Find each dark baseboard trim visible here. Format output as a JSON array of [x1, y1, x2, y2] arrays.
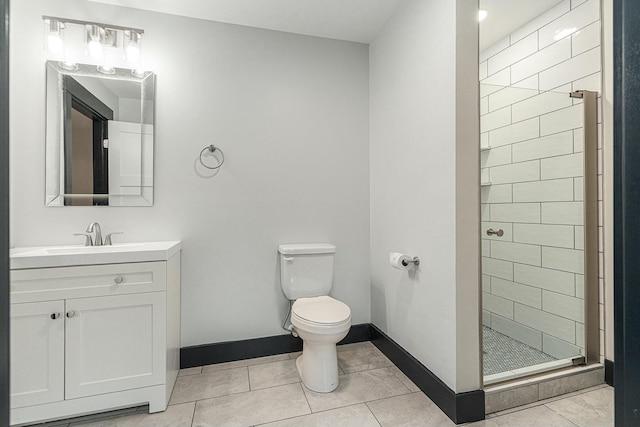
[[180, 323, 372, 369], [370, 324, 484, 424], [604, 359, 614, 387]]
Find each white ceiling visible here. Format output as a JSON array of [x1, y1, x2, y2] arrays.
[[479, 0, 565, 51], [88, 0, 404, 44], [90, 0, 566, 49]]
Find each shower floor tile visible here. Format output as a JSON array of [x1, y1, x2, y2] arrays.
[[483, 326, 557, 376]]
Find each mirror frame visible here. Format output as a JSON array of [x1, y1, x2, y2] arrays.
[[45, 61, 155, 207]]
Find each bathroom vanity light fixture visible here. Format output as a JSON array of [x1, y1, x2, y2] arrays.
[[43, 16, 144, 70]]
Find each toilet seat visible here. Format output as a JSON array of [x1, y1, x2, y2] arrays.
[[292, 296, 351, 335]]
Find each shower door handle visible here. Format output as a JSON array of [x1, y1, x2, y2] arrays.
[[486, 228, 504, 237]]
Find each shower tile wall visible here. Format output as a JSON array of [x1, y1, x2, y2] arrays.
[[480, 0, 603, 362]]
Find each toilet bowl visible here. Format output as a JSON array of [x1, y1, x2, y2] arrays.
[[291, 296, 351, 392]]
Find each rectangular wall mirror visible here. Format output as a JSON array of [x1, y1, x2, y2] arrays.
[[45, 61, 155, 206]]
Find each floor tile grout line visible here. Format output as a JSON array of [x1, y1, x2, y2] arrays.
[[190, 400, 197, 427], [363, 401, 384, 427]]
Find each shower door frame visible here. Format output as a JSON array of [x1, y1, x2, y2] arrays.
[[480, 89, 601, 385]]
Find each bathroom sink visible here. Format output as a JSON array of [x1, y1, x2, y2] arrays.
[[10, 241, 181, 269]]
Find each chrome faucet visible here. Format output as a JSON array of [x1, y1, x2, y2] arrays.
[[86, 222, 103, 246]]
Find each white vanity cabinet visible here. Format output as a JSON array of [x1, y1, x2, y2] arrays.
[[9, 243, 181, 426]]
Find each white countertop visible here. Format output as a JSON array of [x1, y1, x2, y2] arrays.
[[10, 241, 182, 269]]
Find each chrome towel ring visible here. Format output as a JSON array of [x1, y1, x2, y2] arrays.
[[199, 144, 225, 170]]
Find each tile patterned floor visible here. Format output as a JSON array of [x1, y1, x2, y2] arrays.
[[483, 326, 557, 376], [35, 341, 613, 427]]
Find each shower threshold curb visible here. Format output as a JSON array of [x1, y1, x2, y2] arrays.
[[484, 363, 604, 414]]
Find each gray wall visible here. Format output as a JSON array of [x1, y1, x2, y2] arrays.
[[10, 0, 371, 346], [369, 0, 480, 392]]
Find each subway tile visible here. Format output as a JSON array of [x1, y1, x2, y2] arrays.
[[482, 221, 514, 241], [512, 131, 574, 162], [481, 203, 490, 221], [481, 132, 489, 149], [491, 241, 542, 266], [512, 75, 539, 90], [540, 105, 583, 135], [480, 36, 510, 63], [481, 145, 511, 168], [575, 274, 585, 298], [540, 47, 602, 91], [482, 256, 514, 281], [481, 106, 512, 133], [510, 0, 571, 45], [484, 292, 514, 319], [480, 96, 489, 115], [488, 33, 538, 76], [483, 310, 491, 327], [514, 264, 576, 295], [538, 0, 600, 49], [479, 61, 488, 80], [575, 322, 585, 348], [515, 304, 576, 343], [572, 21, 601, 56], [572, 71, 601, 93], [511, 38, 572, 84], [574, 177, 584, 201], [491, 277, 542, 309], [490, 203, 541, 223], [481, 68, 511, 87], [542, 202, 584, 225], [513, 223, 575, 248], [490, 314, 543, 350], [513, 178, 575, 203], [512, 90, 573, 123], [481, 83, 504, 98], [490, 118, 540, 147], [541, 153, 583, 180], [490, 160, 540, 184], [542, 290, 584, 322], [489, 87, 537, 112], [575, 224, 584, 250], [482, 274, 491, 292], [542, 247, 584, 274], [482, 239, 491, 257], [481, 183, 513, 203], [481, 168, 490, 184], [573, 128, 584, 152], [543, 334, 583, 359]]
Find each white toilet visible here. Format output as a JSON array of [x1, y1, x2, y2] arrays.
[[279, 243, 351, 393]]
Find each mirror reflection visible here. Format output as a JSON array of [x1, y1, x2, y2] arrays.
[[45, 61, 155, 206]]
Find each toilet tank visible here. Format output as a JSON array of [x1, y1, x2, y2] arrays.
[[279, 243, 336, 300]]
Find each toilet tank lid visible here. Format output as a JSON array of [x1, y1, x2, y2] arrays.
[[278, 243, 336, 255]]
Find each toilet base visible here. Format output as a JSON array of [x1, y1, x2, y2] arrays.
[[296, 340, 340, 393]]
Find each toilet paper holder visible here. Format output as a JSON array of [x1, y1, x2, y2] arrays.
[[402, 257, 420, 267]]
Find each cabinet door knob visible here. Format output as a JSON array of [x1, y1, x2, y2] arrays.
[[114, 276, 124, 284], [50, 313, 61, 320], [66, 311, 76, 318]]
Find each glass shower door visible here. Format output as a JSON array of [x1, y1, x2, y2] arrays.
[[479, 84, 598, 384]]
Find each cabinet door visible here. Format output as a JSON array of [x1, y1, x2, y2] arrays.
[[64, 292, 166, 399], [10, 301, 65, 408]]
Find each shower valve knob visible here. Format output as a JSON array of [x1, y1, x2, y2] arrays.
[[486, 228, 504, 237]]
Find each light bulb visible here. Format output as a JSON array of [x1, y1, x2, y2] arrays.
[[479, 9, 489, 22], [88, 39, 103, 59], [47, 33, 64, 55], [126, 44, 140, 62]]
